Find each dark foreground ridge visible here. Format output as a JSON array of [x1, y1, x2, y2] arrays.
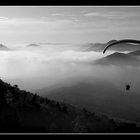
[[0, 78, 140, 133]]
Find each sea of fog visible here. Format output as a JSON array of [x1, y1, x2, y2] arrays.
[[0, 43, 139, 94], [1, 43, 140, 122]]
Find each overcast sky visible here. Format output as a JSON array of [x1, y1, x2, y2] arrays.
[[0, 6, 140, 44]]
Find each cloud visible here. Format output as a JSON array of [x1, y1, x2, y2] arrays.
[[0, 17, 77, 36], [51, 13, 65, 16], [1, 43, 140, 91], [0, 17, 75, 26], [0, 45, 102, 77], [0, 12, 139, 44], [84, 11, 139, 19]]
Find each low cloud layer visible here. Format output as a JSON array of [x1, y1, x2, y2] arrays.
[[0, 43, 139, 93], [1, 44, 103, 89]]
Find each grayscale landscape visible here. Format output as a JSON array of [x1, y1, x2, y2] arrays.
[[0, 6, 140, 133]]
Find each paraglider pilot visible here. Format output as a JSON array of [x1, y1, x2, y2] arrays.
[[126, 84, 130, 91]]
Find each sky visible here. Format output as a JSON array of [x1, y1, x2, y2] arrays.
[[0, 6, 140, 45]]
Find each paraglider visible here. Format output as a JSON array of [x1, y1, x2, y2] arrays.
[[103, 39, 140, 54], [126, 84, 130, 91], [125, 81, 131, 91], [103, 39, 140, 92]]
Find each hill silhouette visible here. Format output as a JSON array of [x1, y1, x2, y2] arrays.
[[0, 78, 140, 133], [94, 52, 140, 66], [0, 43, 9, 50], [27, 44, 40, 47]]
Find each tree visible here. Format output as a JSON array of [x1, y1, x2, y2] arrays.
[[31, 94, 40, 107], [0, 86, 7, 109]]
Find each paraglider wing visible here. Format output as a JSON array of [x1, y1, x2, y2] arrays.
[[103, 39, 140, 54]]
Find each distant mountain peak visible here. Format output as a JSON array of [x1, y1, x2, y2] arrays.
[[94, 51, 140, 66], [27, 43, 40, 47], [0, 43, 9, 50], [106, 52, 131, 59]]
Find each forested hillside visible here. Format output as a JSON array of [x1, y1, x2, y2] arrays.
[[0, 78, 139, 133]]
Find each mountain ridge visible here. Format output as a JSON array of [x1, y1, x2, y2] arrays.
[[94, 52, 140, 66], [0, 78, 140, 132]]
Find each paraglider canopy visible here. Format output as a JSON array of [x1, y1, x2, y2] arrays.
[[103, 39, 140, 54]]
